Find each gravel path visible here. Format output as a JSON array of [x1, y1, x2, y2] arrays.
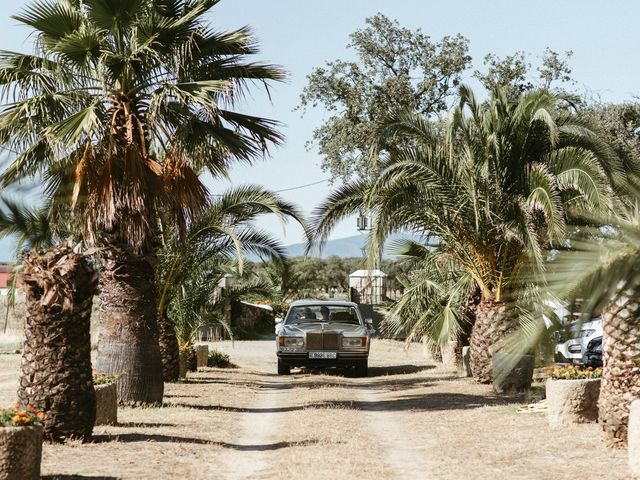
[[0, 339, 630, 479]]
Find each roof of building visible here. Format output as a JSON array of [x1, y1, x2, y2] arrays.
[[349, 269, 387, 277]]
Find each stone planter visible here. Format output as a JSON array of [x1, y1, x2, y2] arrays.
[[94, 383, 118, 426], [492, 353, 534, 393], [0, 425, 43, 480], [179, 352, 188, 379], [441, 339, 458, 370], [629, 399, 640, 478], [461, 346, 472, 377], [546, 377, 600, 426], [196, 345, 209, 369]]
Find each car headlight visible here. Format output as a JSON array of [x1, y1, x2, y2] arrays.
[[279, 337, 304, 348], [579, 329, 595, 338], [342, 337, 367, 348]]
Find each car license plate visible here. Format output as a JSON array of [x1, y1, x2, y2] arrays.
[[309, 351, 337, 359]]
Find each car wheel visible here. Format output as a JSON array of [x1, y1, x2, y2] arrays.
[[354, 360, 368, 378], [277, 359, 291, 375]]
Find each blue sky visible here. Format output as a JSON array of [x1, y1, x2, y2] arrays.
[[1, 0, 639, 259]]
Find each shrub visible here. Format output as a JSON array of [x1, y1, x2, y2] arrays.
[[207, 350, 236, 368], [547, 365, 603, 380], [92, 372, 119, 385], [0, 404, 45, 427]]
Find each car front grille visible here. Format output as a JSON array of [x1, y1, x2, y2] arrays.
[[306, 333, 340, 350]]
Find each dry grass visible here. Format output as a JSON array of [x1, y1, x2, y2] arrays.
[[0, 339, 630, 479]]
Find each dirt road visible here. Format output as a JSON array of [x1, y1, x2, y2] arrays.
[[0, 340, 629, 479]]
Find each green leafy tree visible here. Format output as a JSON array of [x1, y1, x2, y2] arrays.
[[474, 48, 574, 97], [298, 13, 471, 182], [156, 185, 306, 380], [312, 86, 618, 382], [0, 0, 285, 404]]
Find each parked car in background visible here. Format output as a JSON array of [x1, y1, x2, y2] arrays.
[[582, 336, 603, 368], [554, 317, 603, 364], [275, 300, 373, 377]]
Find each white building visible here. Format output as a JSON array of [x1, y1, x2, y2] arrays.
[[349, 269, 387, 305]]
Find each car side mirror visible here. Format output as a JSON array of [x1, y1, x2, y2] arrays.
[[275, 317, 283, 324], [365, 318, 373, 325]]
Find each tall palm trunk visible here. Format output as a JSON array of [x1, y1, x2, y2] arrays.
[[600, 284, 640, 447], [469, 295, 515, 383], [158, 312, 180, 382], [18, 243, 98, 442], [95, 244, 164, 405]]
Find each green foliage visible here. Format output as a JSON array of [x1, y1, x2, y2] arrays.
[[157, 185, 306, 347], [0, 404, 44, 426], [0, 0, 285, 251], [207, 350, 236, 369], [548, 365, 602, 380], [250, 255, 410, 302], [473, 48, 574, 96], [298, 13, 471, 182], [92, 373, 119, 385], [311, 86, 619, 345]]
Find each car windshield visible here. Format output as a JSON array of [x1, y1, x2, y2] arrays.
[[286, 305, 361, 325]]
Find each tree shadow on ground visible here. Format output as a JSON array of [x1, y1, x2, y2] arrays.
[[165, 402, 299, 414], [306, 392, 522, 412], [91, 433, 321, 451], [112, 422, 176, 428], [43, 476, 119, 480]]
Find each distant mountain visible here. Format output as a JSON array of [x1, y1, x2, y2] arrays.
[[0, 233, 427, 263], [284, 233, 423, 259]]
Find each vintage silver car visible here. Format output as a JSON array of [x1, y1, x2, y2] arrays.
[[275, 300, 373, 377]]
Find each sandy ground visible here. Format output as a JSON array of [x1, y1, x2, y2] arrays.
[[0, 339, 631, 480]]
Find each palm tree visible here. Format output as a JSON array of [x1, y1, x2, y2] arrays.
[[0, 199, 97, 442], [539, 196, 640, 447], [156, 185, 306, 380], [312, 86, 618, 382], [0, 0, 285, 404]]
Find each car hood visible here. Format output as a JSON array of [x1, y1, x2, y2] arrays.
[[280, 322, 367, 336]]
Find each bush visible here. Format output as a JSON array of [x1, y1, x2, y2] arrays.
[[547, 365, 602, 380], [207, 350, 236, 368], [92, 372, 119, 385], [0, 404, 45, 427]]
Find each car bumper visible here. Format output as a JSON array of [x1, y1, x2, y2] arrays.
[[277, 351, 368, 367]]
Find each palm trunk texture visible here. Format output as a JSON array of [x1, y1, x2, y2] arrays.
[[158, 313, 180, 382], [95, 246, 164, 405], [600, 284, 640, 447], [18, 243, 98, 442], [469, 296, 516, 383]]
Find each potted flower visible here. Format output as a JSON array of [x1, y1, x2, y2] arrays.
[[546, 365, 602, 426], [93, 373, 118, 426], [0, 404, 45, 479]]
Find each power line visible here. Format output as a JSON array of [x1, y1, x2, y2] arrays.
[[272, 178, 330, 193], [209, 178, 331, 197]]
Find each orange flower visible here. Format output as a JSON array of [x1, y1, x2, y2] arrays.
[[12, 415, 21, 424], [36, 412, 45, 421]]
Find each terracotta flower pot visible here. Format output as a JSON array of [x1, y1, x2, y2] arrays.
[[196, 345, 209, 369], [0, 425, 43, 480], [94, 383, 118, 426], [546, 377, 600, 426]]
